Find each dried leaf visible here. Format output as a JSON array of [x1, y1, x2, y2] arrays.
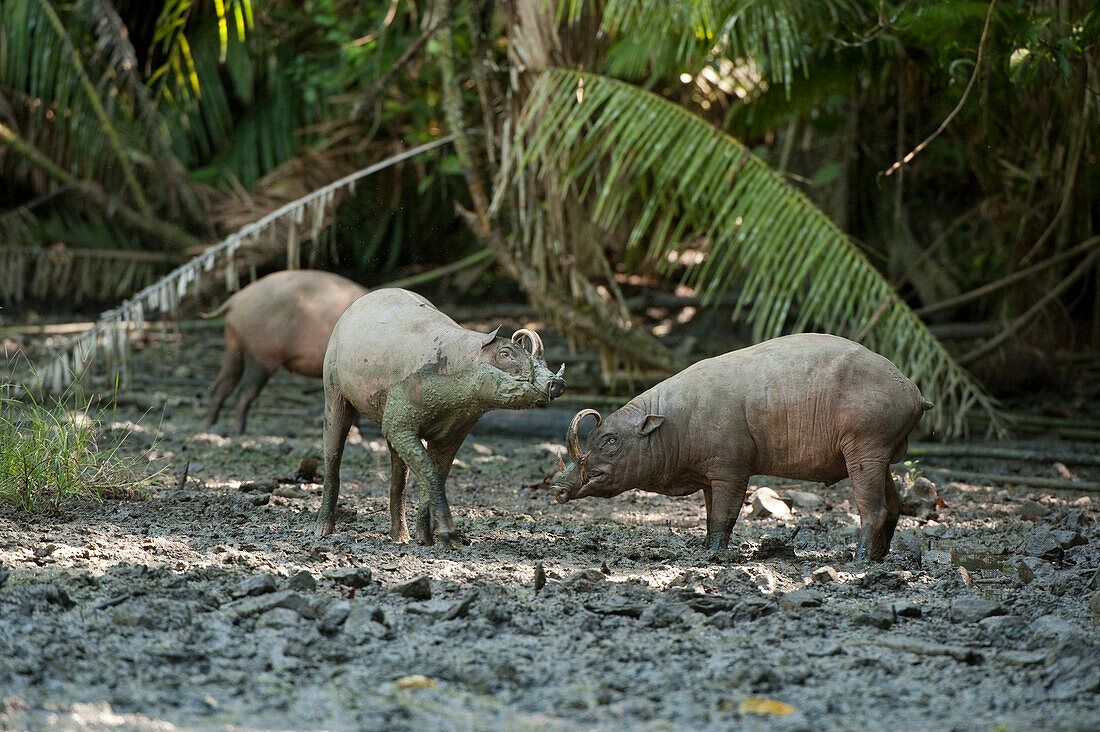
[[738, 698, 795, 716], [395, 675, 436, 689]]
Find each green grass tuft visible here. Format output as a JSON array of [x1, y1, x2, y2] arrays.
[[0, 386, 159, 513]]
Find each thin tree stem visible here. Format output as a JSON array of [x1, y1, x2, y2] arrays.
[[883, 0, 997, 177]]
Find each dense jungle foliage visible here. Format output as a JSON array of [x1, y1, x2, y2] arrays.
[[1, 0, 1098, 434]]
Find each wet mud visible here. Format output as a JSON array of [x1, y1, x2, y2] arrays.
[[1, 324, 1098, 731]]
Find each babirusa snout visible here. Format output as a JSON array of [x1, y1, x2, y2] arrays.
[[548, 363, 566, 399]]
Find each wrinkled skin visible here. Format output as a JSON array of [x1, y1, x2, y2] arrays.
[[203, 270, 368, 434], [317, 288, 566, 547], [553, 334, 933, 563]]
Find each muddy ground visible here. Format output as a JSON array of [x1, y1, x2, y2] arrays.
[[1, 317, 1099, 731]]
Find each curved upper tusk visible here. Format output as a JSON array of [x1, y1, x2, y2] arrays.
[[567, 408, 602, 461], [511, 328, 544, 359]]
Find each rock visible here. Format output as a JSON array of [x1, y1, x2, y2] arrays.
[[811, 566, 839, 584], [440, 591, 478, 621], [893, 600, 922, 618], [1089, 592, 1100, 619], [393, 575, 431, 600], [0, 567, 9, 588], [778, 589, 824, 612], [853, 603, 895, 629], [750, 487, 792, 519], [231, 574, 277, 598], [318, 600, 351, 634], [1028, 614, 1085, 641], [296, 457, 319, 482], [345, 604, 389, 639], [784, 490, 824, 509], [257, 607, 300, 629], [704, 611, 735, 629], [754, 570, 776, 593], [1015, 556, 1055, 584], [172, 365, 191, 379], [899, 476, 939, 518], [735, 596, 778, 620], [273, 485, 308, 499], [248, 493, 271, 507], [238, 480, 278, 493], [948, 596, 1005, 624], [323, 567, 372, 589], [857, 567, 910, 591], [1016, 500, 1051, 519], [287, 571, 317, 591], [1050, 530, 1087, 550], [226, 590, 315, 619], [640, 601, 694, 628], [584, 597, 647, 618], [1023, 527, 1064, 562], [563, 569, 606, 589]]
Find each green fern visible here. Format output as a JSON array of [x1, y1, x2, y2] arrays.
[[522, 69, 1000, 437]]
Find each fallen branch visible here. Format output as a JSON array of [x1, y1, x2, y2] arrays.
[[923, 466, 1100, 493], [916, 235, 1100, 318], [908, 443, 1100, 467], [960, 248, 1100, 365]]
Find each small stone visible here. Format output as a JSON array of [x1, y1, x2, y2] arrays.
[[640, 601, 693, 628], [778, 589, 824, 612], [227, 590, 315, 619], [323, 567, 372, 589], [231, 574, 276, 599], [238, 480, 278, 493], [534, 563, 546, 595], [899, 476, 939, 518], [1028, 614, 1085, 640], [563, 569, 606, 589], [273, 485, 308, 499], [948, 596, 1005, 624], [287, 571, 317, 591], [248, 493, 271, 507], [811, 566, 839, 584], [257, 607, 300, 629], [734, 596, 778, 620], [784, 490, 824, 509], [0, 567, 10, 588], [754, 571, 776, 593], [393, 575, 431, 600], [1089, 592, 1100, 619], [172, 365, 191, 379], [750, 487, 792, 519], [1023, 527, 1064, 561], [1050, 530, 1087, 550], [440, 591, 478, 621], [33, 544, 57, 559], [893, 600, 922, 618], [296, 457, 319, 482], [1017, 500, 1051, 520], [853, 603, 895, 629], [318, 600, 351, 634], [1016, 556, 1054, 584], [345, 604, 389, 639]]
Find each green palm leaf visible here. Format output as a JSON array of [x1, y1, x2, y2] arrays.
[[522, 68, 999, 437]]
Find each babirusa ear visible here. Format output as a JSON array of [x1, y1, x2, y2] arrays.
[[481, 325, 502, 348], [637, 414, 666, 436]]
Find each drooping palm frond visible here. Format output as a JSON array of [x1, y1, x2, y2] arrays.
[[522, 69, 1000, 437], [593, 0, 868, 89]]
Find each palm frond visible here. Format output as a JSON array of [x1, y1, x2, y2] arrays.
[[522, 69, 1000, 437], [594, 0, 868, 89]]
